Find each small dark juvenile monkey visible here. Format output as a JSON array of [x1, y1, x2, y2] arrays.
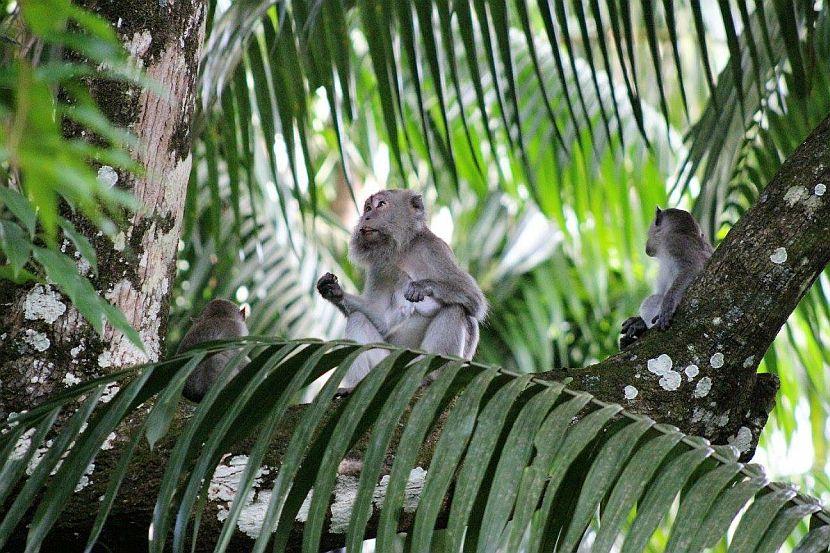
[[317, 189, 486, 388], [620, 207, 713, 349], [177, 298, 250, 402]]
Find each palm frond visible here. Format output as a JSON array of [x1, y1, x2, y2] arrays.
[[1, 339, 829, 551]]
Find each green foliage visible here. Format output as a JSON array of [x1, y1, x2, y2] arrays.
[[0, 0, 143, 348], [0, 0, 829, 550], [1, 340, 829, 551], [166, 1, 830, 548]]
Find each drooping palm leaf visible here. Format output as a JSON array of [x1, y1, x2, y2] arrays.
[[1, 338, 829, 551]]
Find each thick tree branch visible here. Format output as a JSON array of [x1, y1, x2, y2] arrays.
[[557, 112, 830, 455]]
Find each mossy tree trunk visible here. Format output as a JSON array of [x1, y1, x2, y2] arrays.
[[0, 1, 206, 420]]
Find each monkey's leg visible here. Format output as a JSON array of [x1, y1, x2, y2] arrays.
[[420, 305, 469, 358], [638, 294, 663, 329], [462, 315, 479, 360], [341, 312, 389, 389]]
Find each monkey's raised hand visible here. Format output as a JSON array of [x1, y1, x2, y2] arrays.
[[317, 272, 344, 302], [404, 280, 433, 303]]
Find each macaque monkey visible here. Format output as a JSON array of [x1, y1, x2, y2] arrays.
[[317, 189, 486, 389], [620, 207, 713, 349], [177, 299, 250, 401]]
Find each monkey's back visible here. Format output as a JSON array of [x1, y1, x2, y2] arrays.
[[178, 316, 249, 402]]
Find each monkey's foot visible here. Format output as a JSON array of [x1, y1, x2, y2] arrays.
[[619, 316, 648, 349]]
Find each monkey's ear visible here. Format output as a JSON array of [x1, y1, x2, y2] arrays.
[[240, 304, 250, 319], [654, 206, 663, 225], [410, 194, 424, 211]]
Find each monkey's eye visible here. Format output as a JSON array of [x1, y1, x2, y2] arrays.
[[377, 200, 386, 208], [364, 204, 372, 212]]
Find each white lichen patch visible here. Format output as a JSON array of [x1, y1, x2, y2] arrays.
[[99, 383, 120, 404], [97, 166, 119, 188], [98, 351, 113, 369], [26, 442, 52, 476], [208, 454, 276, 536], [23, 329, 50, 352], [63, 373, 81, 387], [30, 374, 47, 384], [784, 186, 809, 206], [124, 30, 152, 59], [209, 455, 252, 502], [295, 490, 313, 522], [11, 428, 36, 461], [659, 370, 682, 391], [728, 426, 753, 453], [330, 475, 371, 534], [76, 256, 91, 276], [710, 352, 725, 369], [684, 365, 699, 380], [712, 317, 722, 326], [74, 462, 95, 492], [694, 377, 713, 398], [716, 414, 730, 427], [623, 385, 638, 400], [815, 183, 826, 196], [647, 354, 673, 376], [743, 356, 756, 369], [70, 345, 83, 359], [234, 489, 272, 538], [101, 432, 117, 450], [691, 407, 705, 423], [770, 247, 788, 265], [23, 285, 66, 323], [113, 231, 126, 252], [372, 467, 428, 514]]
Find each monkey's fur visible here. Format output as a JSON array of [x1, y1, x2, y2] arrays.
[[620, 207, 713, 349], [317, 189, 486, 388], [177, 299, 250, 401]]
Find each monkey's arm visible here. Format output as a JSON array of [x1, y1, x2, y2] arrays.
[[653, 267, 699, 330], [317, 273, 391, 335], [405, 276, 487, 321], [401, 237, 487, 320]]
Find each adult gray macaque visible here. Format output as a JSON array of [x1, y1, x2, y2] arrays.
[[620, 207, 713, 348], [177, 298, 249, 401], [317, 189, 486, 388]]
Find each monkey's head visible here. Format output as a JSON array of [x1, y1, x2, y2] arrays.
[[350, 189, 427, 265], [645, 207, 706, 257], [198, 298, 246, 321]]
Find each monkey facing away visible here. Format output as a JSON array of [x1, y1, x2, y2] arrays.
[[317, 189, 486, 389], [177, 298, 250, 402], [620, 207, 713, 349]]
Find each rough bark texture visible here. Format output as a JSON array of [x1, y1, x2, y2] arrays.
[[13, 116, 830, 552], [0, 0, 206, 420]]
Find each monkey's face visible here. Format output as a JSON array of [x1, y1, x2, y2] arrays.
[[352, 190, 426, 247]]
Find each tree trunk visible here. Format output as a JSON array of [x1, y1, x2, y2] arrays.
[[0, 0, 206, 421], [14, 114, 830, 551]]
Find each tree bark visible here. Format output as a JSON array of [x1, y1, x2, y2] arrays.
[[0, 0, 206, 419], [16, 115, 830, 551]]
